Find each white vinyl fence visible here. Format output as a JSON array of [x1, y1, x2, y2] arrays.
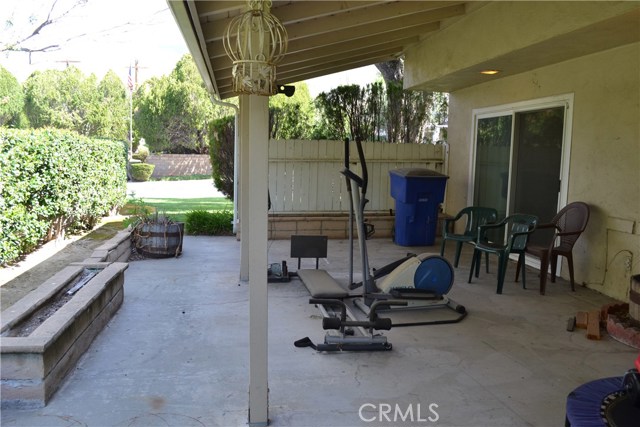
[[268, 140, 447, 213]]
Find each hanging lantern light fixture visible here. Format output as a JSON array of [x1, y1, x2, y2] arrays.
[[223, 0, 288, 96]]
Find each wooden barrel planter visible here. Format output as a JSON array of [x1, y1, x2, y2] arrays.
[[134, 222, 185, 258]]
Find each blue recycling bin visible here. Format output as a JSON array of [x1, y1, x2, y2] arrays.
[[390, 168, 448, 246]]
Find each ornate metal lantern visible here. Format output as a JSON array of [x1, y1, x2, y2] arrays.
[[223, 0, 288, 96]]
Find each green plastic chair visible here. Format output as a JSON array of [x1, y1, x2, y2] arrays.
[[468, 214, 538, 294], [440, 206, 498, 268]]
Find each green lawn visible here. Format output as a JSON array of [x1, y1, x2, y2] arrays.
[[137, 197, 232, 223]]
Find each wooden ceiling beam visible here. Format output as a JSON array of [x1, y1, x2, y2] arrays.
[[276, 56, 396, 84], [209, 21, 438, 78], [278, 48, 400, 78], [206, 4, 452, 59], [196, 1, 245, 21], [262, 23, 434, 67], [208, 22, 437, 77], [202, 1, 464, 43], [215, 44, 401, 84], [216, 54, 397, 99], [201, 1, 389, 41], [283, 1, 458, 41], [215, 50, 397, 92], [191, 1, 470, 99]]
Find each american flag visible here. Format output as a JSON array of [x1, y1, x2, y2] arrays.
[[128, 65, 134, 92]]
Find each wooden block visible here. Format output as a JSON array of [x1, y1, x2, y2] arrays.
[[575, 311, 588, 329], [586, 310, 601, 340]]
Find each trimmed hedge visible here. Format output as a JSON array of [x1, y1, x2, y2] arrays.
[[185, 210, 233, 235], [130, 163, 155, 181], [132, 145, 149, 162], [0, 128, 127, 265]]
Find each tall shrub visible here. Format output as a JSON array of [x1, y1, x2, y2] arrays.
[[0, 128, 127, 265], [268, 82, 316, 140], [0, 66, 24, 127], [209, 115, 235, 200], [315, 83, 386, 142], [21, 66, 129, 139], [134, 54, 233, 154]]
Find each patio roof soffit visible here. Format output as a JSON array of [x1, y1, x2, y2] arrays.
[[168, 0, 470, 100], [404, 1, 640, 93]]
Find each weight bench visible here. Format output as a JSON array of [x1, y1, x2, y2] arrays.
[[291, 235, 348, 299], [290, 235, 398, 351], [296, 269, 348, 298]]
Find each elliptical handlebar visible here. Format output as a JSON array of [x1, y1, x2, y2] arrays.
[[354, 138, 368, 195], [340, 138, 368, 195], [343, 137, 350, 170]]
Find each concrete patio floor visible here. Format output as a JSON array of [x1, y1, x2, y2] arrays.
[[2, 235, 636, 427]]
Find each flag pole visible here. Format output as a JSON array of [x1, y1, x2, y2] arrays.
[[128, 64, 133, 144], [129, 90, 133, 144]]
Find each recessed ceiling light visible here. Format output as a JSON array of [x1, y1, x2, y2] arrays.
[[480, 70, 500, 75]]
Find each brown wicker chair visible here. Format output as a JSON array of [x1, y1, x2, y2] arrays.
[[516, 202, 590, 295]]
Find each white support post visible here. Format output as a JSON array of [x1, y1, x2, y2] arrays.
[[246, 94, 269, 426], [239, 95, 250, 281]]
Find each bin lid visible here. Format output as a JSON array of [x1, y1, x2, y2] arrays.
[[389, 168, 448, 178]]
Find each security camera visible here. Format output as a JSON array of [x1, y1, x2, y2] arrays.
[[276, 85, 295, 97]]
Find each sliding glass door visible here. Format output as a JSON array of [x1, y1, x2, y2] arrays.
[[471, 95, 572, 258], [474, 114, 513, 220], [511, 107, 564, 245]]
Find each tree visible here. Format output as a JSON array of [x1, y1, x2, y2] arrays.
[[207, 83, 317, 201], [315, 83, 386, 142], [385, 80, 432, 144], [21, 66, 128, 139], [268, 82, 316, 139], [375, 59, 403, 83], [92, 70, 128, 140], [0, 66, 24, 127], [23, 66, 91, 134], [377, 58, 449, 143], [133, 76, 169, 150], [134, 54, 233, 153], [1, 0, 88, 60], [24, 66, 87, 131], [209, 116, 235, 199]]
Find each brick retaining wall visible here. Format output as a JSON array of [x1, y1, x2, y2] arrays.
[[267, 212, 449, 242], [146, 154, 211, 178]]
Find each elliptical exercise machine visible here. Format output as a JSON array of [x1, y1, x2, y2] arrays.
[[342, 138, 467, 327]]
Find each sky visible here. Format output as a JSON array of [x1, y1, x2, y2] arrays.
[[0, 0, 380, 97]]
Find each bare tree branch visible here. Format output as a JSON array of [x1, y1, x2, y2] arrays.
[[1, 0, 87, 54]]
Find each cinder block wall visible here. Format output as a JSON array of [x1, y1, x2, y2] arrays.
[[267, 212, 448, 241], [147, 154, 212, 178]]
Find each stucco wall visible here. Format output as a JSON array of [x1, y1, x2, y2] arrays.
[[446, 42, 640, 300], [404, 1, 639, 92]]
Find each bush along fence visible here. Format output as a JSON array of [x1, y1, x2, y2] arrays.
[[0, 128, 127, 265]]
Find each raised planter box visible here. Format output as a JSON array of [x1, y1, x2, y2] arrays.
[[1, 261, 128, 408], [84, 229, 132, 263]]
